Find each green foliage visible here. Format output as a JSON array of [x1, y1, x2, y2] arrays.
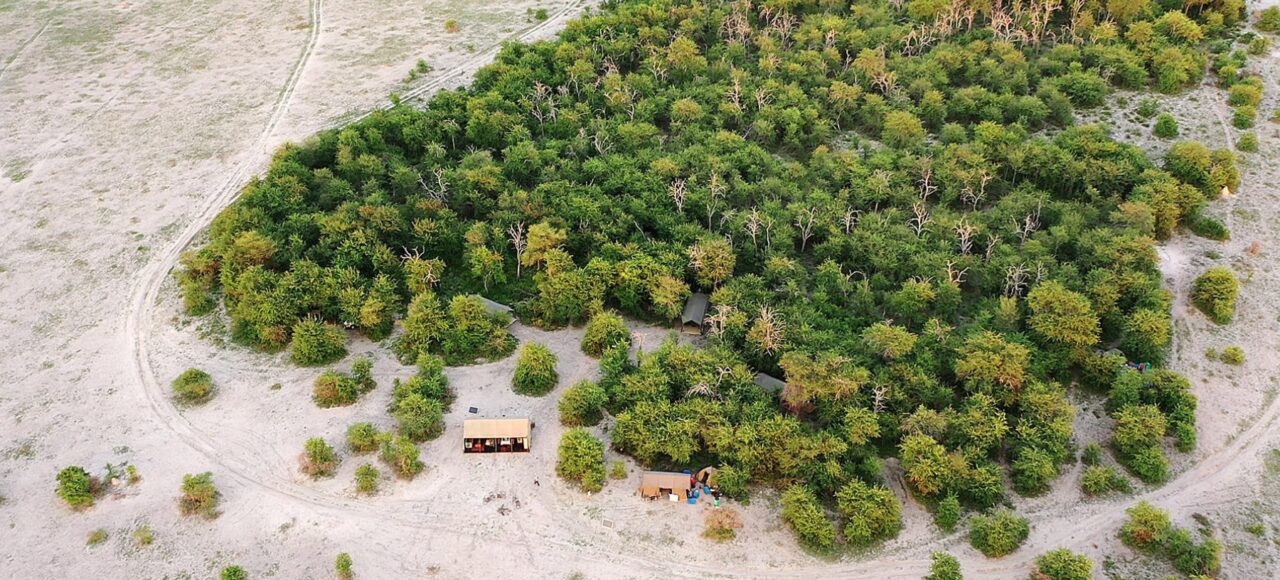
[[581, 310, 630, 357], [1119, 501, 1221, 575], [132, 525, 154, 546], [355, 464, 379, 494], [513, 342, 558, 396], [393, 393, 444, 442], [780, 485, 835, 553], [609, 460, 627, 480], [1191, 267, 1238, 324], [835, 479, 901, 546], [351, 357, 376, 392], [1034, 549, 1093, 580], [336, 553, 354, 580], [968, 509, 1030, 557], [379, 434, 424, 479], [1027, 282, 1100, 349], [56, 466, 98, 509], [302, 437, 339, 478], [220, 566, 247, 580], [346, 422, 381, 454], [1220, 346, 1244, 365], [1135, 98, 1159, 119], [1081, 443, 1103, 466], [1119, 501, 1171, 550], [313, 370, 359, 407], [556, 428, 605, 492], [1081, 465, 1132, 496], [1237, 132, 1258, 152], [559, 379, 607, 426], [1153, 113, 1179, 138], [712, 464, 750, 501], [1260, 7, 1280, 31], [171, 368, 214, 404], [1188, 214, 1229, 241], [291, 319, 347, 366], [935, 494, 962, 532], [87, 528, 109, 546], [178, 472, 220, 518], [925, 552, 963, 580]]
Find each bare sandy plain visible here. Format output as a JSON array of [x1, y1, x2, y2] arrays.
[[4, 0, 1280, 578]]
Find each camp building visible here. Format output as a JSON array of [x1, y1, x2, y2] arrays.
[[463, 418, 530, 453], [639, 470, 693, 500], [681, 293, 709, 334]]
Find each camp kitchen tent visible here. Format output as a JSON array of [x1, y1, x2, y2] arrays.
[[463, 418, 530, 453], [639, 471, 693, 500]]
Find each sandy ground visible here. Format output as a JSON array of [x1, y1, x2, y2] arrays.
[[3, 0, 1280, 578]]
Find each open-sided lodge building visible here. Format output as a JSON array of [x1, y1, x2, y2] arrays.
[[639, 470, 693, 501], [463, 418, 530, 453]]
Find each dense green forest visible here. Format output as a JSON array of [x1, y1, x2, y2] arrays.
[[180, 0, 1249, 548]]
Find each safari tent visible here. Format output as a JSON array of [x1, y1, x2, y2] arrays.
[[463, 418, 530, 453], [754, 372, 786, 394], [639, 471, 693, 500], [681, 293, 709, 334], [475, 296, 514, 319]]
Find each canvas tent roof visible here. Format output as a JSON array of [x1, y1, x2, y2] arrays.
[[640, 471, 692, 490], [681, 293, 709, 325], [463, 418, 530, 439], [754, 372, 786, 393], [474, 296, 513, 316]]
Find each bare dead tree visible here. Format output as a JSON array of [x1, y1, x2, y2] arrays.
[[918, 159, 938, 202], [909, 201, 932, 238], [842, 207, 861, 235], [985, 234, 1000, 263], [1015, 201, 1043, 245], [744, 206, 763, 250], [872, 385, 889, 414], [954, 218, 976, 254], [794, 206, 817, 252], [506, 222, 527, 278], [753, 305, 785, 355], [705, 304, 737, 338], [707, 175, 726, 231], [1004, 264, 1029, 297], [418, 168, 449, 202], [945, 260, 969, 285], [669, 178, 688, 213]]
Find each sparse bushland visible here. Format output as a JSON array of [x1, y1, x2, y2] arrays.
[[1120, 501, 1221, 576], [313, 370, 360, 407], [1153, 113, 1178, 138], [608, 460, 627, 480], [379, 435, 423, 479], [1191, 267, 1238, 324], [513, 342, 558, 396], [934, 494, 962, 532], [178, 0, 1242, 549], [301, 437, 339, 478], [346, 422, 382, 454], [836, 479, 901, 547], [1220, 346, 1245, 365], [132, 524, 154, 546], [556, 428, 604, 492], [968, 509, 1030, 557], [1081, 465, 1132, 496], [178, 472, 220, 519], [86, 528, 108, 546], [171, 368, 214, 404]]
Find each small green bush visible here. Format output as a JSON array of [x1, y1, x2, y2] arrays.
[[780, 485, 836, 553], [346, 422, 381, 454], [559, 379, 607, 426], [56, 466, 99, 509], [925, 552, 962, 580], [220, 566, 247, 580], [935, 493, 962, 532], [301, 437, 339, 478], [379, 434, 423, 479], [968, 509, 1030, 557], [178, 472, 220, 518], [171, 368, 214, 404], [1232, 105, 1256, 129], [513, 342, 558, 396], [1220, 345, 1244, 365], [1164, 527, 1222, 576], [355, 464, 379, 494], [351, 357, 376, 392], [711, 464, 750, 501], [1119, 501, 1170, 550], [1260, 6, 1280, 31], [1135, 98, 1159, 119], [1237, 132, 1258, 152], [1191, 267, 1238, 324], [132, 524, 154, 546], [87, 528, 109, 546], [1034, 548, 1092, 580], [336, 553, 354, 580], [609, 460, 627, 480], [1081, 443, 1102, 466], [291, 319, 347, 366], [313, 370, 359, 407], [556, 428, 605, 492], [1081, 465, 1131, 496], [1153, 113, 1179, 138], [581, 311, 631, 357], [835, 479, 902, 546], [393, 393, 444, 442], [1188, 214, 1230, 241]]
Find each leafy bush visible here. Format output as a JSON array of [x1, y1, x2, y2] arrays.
[[1237, 132, 1258, 152], [172, 368, 214, 404], [712, 464, 750, 501], [336, 553, 354, 580], [836, 479, 901, 546], [609, 460, 627, 480], [1232, 105, 1256, 129], [1153, 113, 1178, 138], [968, 509, 1030, 557], [1188, 214, 1229, 240], [379, 434, 424, 479], [1081, 465, 1131, 496], [1164, 527, 1221, 576], [301, 437, 339, 478], [132, 524, 154, 546], [1119, 501, 1171, 550], [290, 319, 347, 366], [925, 552, 963, 580], [1220, 346, 1244, 365], [559, 379, 607, 426], [555, 428, 605, 492], [313, 370, 359, 407], [582, 310, 631, 357], [1191, 267, 1238, 324], [178, 472, 220, 518], [220, 566, 247, 580], [355, 464, 379, 494], [393, 393, 444, 442], [1127, 446, 1170, 484], [1260, 6, 1280, 32], [346, 422, 381, 454], [1081, 443, 1102, 466], [935, 494, 961, 532], [351, 357, 376, 392], [1034, 548, 1092, 580], [87, 528, 108, 546], [513, 342, 558, 396], [1135, 98, 1159, 118], [780, 485, 835, 552], [703, 507, 744, 541], [56, 466, 99, 509]]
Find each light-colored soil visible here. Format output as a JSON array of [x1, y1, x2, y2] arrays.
[[3, 1, 1280, 578]]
